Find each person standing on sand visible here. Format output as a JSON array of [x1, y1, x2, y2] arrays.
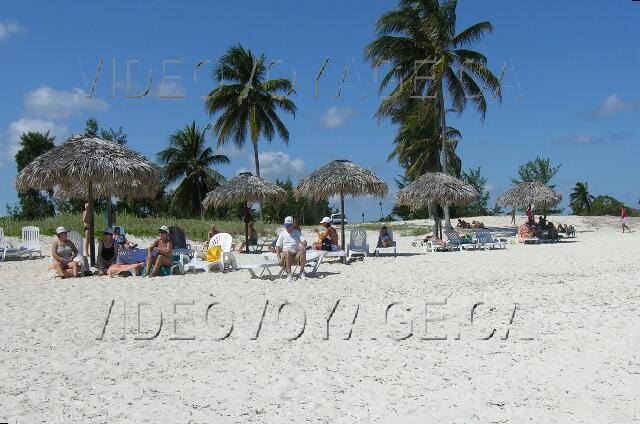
[[526, 204, 534, 225], [511, 208, 516, 226], [621, 206, 631, 233], [82, 203, 90, 256]]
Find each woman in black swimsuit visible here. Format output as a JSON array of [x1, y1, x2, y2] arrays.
[[96, 227, 118, 275]]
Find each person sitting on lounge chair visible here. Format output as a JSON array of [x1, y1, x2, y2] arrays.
[[236, 222, 259, 252], [471, 220, 485, 229], [276, 216, 307, 281], [377, 226, 393, 248], [50, 226, 80, 278], [538, 216, 547, 227], [145, 226, 173, 278], [96, 227, 118, 275], [114, 227, 136, 249], [208, 224, 219, 242], [313, 217, 339, 251], [456, 219, 471, 229]]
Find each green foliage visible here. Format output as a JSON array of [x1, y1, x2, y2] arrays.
[[157, 122, 230, 218], [10, 131, 56, 220], [587, 195, 625, 216], [569, 182, 595, 215], [365, 0, 501, 175], [85, 117, 127, 144], [512, 156, 561, 186], [262, 179, 333, 224], [0, 212, 277, 241], [458, 167, 490, 216], [206, 44, 296, 178]]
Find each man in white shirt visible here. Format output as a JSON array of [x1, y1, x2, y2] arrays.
[[276, 216, 307, 281]]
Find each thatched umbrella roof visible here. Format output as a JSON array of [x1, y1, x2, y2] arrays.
[[396, 172, 479, 210], [295, 160, 388, 254], [202, 172, 286, 253], [15, 134, 160, 265], [202, 172, 286, 209], [294, 160, 388, 201], [396, 172, 479, 236], [496, 181, 562, 210], [15, 134, 159, 199]]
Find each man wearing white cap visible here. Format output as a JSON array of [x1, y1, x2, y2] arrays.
[[145, 225, 173, 277], [275, 216, 307, 281]]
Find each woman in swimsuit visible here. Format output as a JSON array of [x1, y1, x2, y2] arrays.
[[96, 227, 118, 275], [50, 226, 80, 278], [145, 225, 173, 278]]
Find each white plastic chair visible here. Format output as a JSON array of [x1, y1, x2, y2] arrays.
[[184, 233, 236, 273], [347, 228, 369, 260], [373, 228, 397, 257], [21, 226, 42, 258]]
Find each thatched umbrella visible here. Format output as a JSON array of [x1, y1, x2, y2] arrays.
[[496, 181, 562, 219], [202, 172, 287, 253], [295, 160, 388, 251], [15, 134, 160, 265], [396, 172, 479, 237]]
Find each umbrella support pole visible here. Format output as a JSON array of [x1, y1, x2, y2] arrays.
[[244, 202, 250, 254], [87, 181, 96, 267]]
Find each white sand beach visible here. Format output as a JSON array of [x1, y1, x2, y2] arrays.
[[1, 215, 640, 422]]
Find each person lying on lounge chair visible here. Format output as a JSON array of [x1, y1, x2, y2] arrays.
[[518, 222, 536, 242], [422, 234, 447, 246]]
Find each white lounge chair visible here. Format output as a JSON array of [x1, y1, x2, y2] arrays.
[[0, 227, 28, 261], [21, 226, 42, 258], [423, 240, 451, 253], [347, 228, 369, 260], [444, 230, 479, 251], [184, 233, 236, 273], [475, 229, 507, 250], [67, 230, 88, 273], [243, 250, 327, 280], [373, 228, 397, 257]]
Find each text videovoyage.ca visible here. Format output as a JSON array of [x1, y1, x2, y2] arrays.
[[96, 297, 531, 342]]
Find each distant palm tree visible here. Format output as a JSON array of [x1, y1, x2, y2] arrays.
[[205, 44, 296, 178], [158, 122, 230, 218], [366, 0, 501, 226], [570, 182, 595, 215]]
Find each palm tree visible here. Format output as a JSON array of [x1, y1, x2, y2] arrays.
[[570, 182, 595, 215], [366, 0, 501, 226], [205, 44, 296, 179], [157, 121, 230, 218], [389, 103, 462, 180]]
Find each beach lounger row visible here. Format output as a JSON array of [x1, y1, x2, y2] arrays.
[[424, 229, 507, 253]]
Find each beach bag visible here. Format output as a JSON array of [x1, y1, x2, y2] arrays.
[[321, 237, 333, 251], [207, 245, 222, 262]]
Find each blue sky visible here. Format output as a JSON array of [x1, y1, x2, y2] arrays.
[[1, 1, 639, 221]]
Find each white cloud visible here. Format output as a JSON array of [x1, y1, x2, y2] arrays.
[[0, 20, 20, 41], [240, 151, 305, 179], [320, 107, 356, 129], [3, 118, 68, 167], [25, 86, 107, 119], [592, 93, 640, 117], [552, 135, 603, 145]]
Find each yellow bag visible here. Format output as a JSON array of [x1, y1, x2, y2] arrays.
[[207, 245, 222, 262]]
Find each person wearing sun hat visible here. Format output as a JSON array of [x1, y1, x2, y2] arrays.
[[275, 216, 307, 281], [145, 225, 173, 277], [49, 226, 80, 278], [313, 216, 339, 251]]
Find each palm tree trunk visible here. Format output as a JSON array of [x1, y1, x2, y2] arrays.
[[252, 141, 263, 221], [438, 87, 452, 230]]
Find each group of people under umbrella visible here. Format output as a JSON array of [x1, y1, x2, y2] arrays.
[[15, 134, 564, 275]]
